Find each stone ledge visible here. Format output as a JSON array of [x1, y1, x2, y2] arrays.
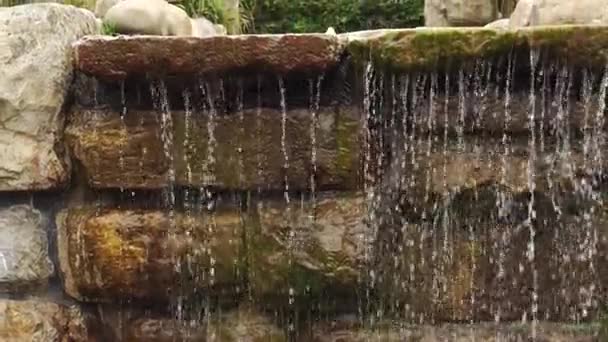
[[347, 25, 608, 71], [74, 34, 343, 81]]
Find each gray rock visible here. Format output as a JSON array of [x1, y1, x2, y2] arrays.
[[0, 205, 53, 292], [510, 0, 608, 27], [0, 4, 99, 191], [424, 0, 498, 27]]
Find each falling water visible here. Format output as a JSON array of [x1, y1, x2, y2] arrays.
[[278, 77, 291, 207], [496, 51, 515, 324], [119, 80, 127, 195], [309, 76, 323, 212], [199, 79, 219, 332], [527, 50, 539, 338], [361, 62, 374, 327], [277, 76, 297, 335], [182, 89, 193, 212]]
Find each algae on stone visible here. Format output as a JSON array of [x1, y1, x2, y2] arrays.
[[57, 207, 245, 302], [347, 26, 608, 72]]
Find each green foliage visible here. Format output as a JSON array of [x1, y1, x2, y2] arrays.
[[178, 0, 255, 34], [101, 21, 118, 36], [600, 309, 608, 340], [2, 0, 424, 34], [253, 0, 424, 34]]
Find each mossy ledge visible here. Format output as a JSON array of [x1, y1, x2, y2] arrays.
[[346, 25, 608, 72]]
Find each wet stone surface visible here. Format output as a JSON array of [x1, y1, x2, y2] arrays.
[[0, 299, 91, 342], [66, 107, 361, 191]]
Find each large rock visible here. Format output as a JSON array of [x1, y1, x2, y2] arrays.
[[57, 207, 244, 302], [66, 107, 361, 191], [103, 0, 193, 36], [424, 0, 498, 27], [0, 299, 90, 341], [0, 205, 53, 293], [73, 34, 343, 80], [510, 0, 608, 27], [0, 4, 98, 191]]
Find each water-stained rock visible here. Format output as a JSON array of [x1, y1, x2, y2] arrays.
[[0, 3, 99, 191], [0, 205, 53, 293], [0, 299, 90, 341], [74, 34, 343, 81], [66, 107, 361, 191], [57, 207, 244, 303], [374, 185, 608, 321], [250, 195, 364, 299]]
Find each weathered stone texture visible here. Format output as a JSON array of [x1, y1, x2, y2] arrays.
[[347, 26, 608, 72], [510, 0, 608, 27], [0, 205, 53, 292], [66, 107, 361, 191], [0, 299, 90, 342], [56, 196, 364, 303], [74, 34, 343, 81], [251, 195, 364, 297], [57, 207, 244, 302], [0, 4, 99, 191]]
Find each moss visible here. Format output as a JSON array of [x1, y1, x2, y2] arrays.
[[348, 26, 608, 72]]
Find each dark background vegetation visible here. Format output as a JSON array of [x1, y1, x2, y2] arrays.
[[251, 0, 424, 33], [2, 0, 425, 33]]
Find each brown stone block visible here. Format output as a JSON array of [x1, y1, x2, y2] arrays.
[[66, 107, 361, 191], [57, 207, 244, 302]]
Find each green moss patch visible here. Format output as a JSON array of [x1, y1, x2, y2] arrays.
[[347, 25, 608, 72]]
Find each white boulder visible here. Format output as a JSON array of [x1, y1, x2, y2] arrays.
[[0, 4, 99, 191], [191, 16, 227, 37], [425, 0, 498, 27], [94, 0, 121, 17], [510, 0, 608, 27], [103, 0, 193, 36]]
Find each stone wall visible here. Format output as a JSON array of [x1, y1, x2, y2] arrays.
[[1, 3, 607, 341]]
